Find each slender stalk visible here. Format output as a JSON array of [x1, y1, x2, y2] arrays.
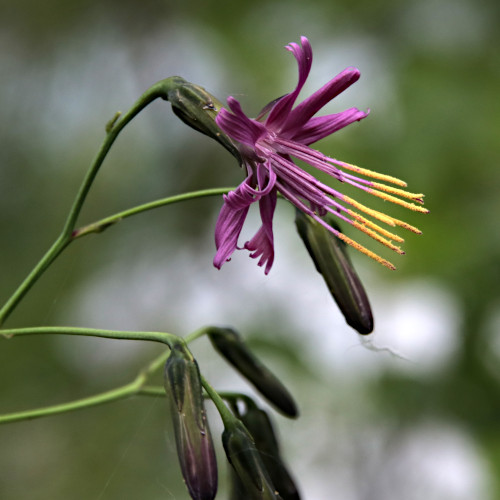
[[184, 326, 211, 344], [0, 79, 177, 327], [0, 326, 177, 347], [72, 187, 232, 239], [139, 386, 167, 397], [0, 347, 171, 425], [0, 379, 142, 424], [200, 374, 235, 428]]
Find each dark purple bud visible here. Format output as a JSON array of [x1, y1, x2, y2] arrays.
[[295, 209, 374, 334], [164, 343, 218, 500], [223, 421, 283, 500], [207, 327, 298, 418]]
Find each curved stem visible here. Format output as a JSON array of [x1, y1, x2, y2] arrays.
[[200, 374, 235, 428], [62, 80, 175, 236], [0, 326, 177, 347], [0, 346, 171, 424], [0, 79, 178, 327], [72, 187, 232, 239], [0, 379, 142, 424], [184, 326, 211, 344]]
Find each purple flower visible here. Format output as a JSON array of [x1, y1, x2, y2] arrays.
[[214, 36, 427, 274]]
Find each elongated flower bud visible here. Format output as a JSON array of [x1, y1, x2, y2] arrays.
[[164, 343, 218, 500], [164, 76, 242, 163], [295, 210, 374, 334], [240, 406, 300, 500], [207, 327, 298, 417], [223, 421, 283, 500]]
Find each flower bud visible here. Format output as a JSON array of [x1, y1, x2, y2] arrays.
[[223, 421, 282, 500], [164, 76, 242, 163], [207, 327, 298, 418], [164, 343, 218, 500], [295, 210, 373, 334], [240, 406, 301, 500]]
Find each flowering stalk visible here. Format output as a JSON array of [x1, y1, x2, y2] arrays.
[[212, 36, 428, 274]]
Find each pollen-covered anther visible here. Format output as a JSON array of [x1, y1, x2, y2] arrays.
[[337, 161, 408, 187], [367, 188, 430, 213], [342, 195, 397, 226], [347, 210, 405, 243], [337, 232, 396, 270], [391, 218, 423, 234], [371, 182, 425, 203], [352, 221, 405, 254]]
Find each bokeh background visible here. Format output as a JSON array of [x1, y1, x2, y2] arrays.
[[1, 0, 499, 498]]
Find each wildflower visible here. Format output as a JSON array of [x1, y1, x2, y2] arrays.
[[213, 36, 428, 274]]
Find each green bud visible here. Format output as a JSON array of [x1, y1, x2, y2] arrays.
[[240, 406, 301, 500], [164, 76, 242, 163], [164, 343, 218, 500], [207, 327, 298, 418], [295, 210, 373, 335], [223, 421, 283, 500]]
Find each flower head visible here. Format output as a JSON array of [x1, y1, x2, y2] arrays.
[[213, 36, 428, 274]]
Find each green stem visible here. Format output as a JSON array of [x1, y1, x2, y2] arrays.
[[0, 79, 178, 327], [200, 374, 235, 428], [0, 379, 142, 424], [184, 326, 211, 344], [0, 326, 177, 347], [0, 347, 172, 424], [139, 386, 167, 397], [72, 187, 232, 239], [62, 79, 175, 236]]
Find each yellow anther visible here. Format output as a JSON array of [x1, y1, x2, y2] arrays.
[[371, 182, 425, 203], [337, 232, 396, 270], [342, 195, 396, 226], [352, 221, 405, 254], [338, 161, 408, 187], [367, 188, 430, 213], [347, 209, 405, 243]]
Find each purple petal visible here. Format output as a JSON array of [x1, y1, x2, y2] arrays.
[[280, 67, 361, 135], [265, 36, 313, 130], [244, 189, 277, 274], [290, 108, 369, 145], [216, 97, 266, 146], [213, 177, 258, 269]]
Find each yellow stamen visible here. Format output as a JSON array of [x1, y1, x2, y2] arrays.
[[367, 188, 430, 213], [348, 210, 405, 243], [352, 221, 405, 254], [389, 217, 422, 234], [337, 232, 396, 270], [342, 195, 396, 226], [371, 182, 425, 203], [338, 161, 408, 187]]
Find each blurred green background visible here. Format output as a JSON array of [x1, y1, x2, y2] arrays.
[[1, 0, 499, 498]]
